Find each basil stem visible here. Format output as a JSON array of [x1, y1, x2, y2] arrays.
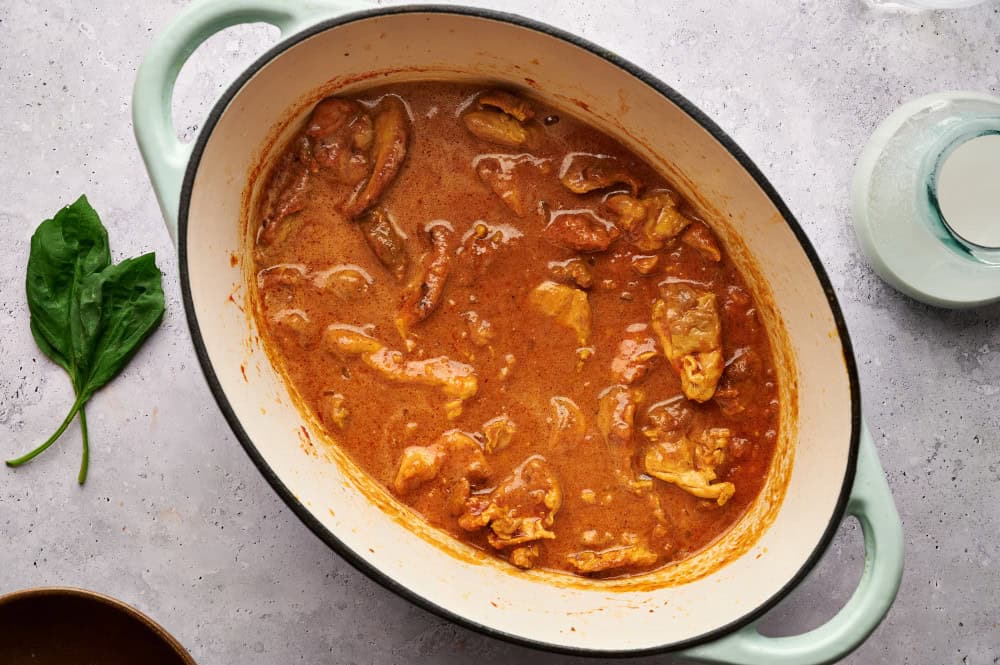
[[78, 407, 90, 485], [5, 395, 87, 468]]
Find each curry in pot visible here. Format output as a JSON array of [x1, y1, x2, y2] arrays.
[[252, 82, 779, 577]]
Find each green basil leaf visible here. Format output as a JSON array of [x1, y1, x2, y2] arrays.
[[75, 252, 165, 399], [25, 195, 111, 381], [30, 317, 70, 372], [12, 196, 166, 484]]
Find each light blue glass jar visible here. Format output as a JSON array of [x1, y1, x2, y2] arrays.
[[852, 92, 1000, 308]]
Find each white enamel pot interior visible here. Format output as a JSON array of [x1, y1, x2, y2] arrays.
[[172, 5, 860, 656]]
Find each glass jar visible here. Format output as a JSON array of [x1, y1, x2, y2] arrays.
[[852, 92, 1000, 307]]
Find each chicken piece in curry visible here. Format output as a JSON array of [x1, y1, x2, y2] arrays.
[[252, 82, 780, 578]]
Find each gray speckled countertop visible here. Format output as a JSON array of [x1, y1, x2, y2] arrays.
[[1, 1, 998, 663]]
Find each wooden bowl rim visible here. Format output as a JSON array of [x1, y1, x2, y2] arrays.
[[0, 586, 197, 665]]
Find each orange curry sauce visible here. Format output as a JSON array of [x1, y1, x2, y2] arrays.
[[252, 82, 779, 578]]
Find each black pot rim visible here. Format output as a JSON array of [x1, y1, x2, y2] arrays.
[[176, 4, 862, 658]]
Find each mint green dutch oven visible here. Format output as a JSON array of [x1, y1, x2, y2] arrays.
[[132, 1, 904, 662]]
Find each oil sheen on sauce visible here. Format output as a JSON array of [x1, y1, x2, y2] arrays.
[[252, 82, 780, 578]]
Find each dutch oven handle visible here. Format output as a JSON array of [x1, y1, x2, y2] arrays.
[[132, 0, 366, 244], [683, 422, 904, 665]]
